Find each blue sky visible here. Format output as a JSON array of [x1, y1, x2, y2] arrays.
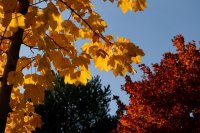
[[91, 0, 200, 114]]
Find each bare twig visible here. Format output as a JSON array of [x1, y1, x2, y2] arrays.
[[68, 12, 72, 20], [29, 0, 46, 6], [22, 43, 38, 49]]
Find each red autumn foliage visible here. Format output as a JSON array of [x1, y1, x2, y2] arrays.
[[117, 35, 200, 133]]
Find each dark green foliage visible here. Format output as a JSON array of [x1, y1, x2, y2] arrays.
[[34, 76, 118, 133]]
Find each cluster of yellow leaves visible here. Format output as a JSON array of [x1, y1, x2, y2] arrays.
[[82, 36, 144, 76], [0, 0, 147, 131], [5, 87, 41, 133], [7, 71, 55, 103], [5, 70, 53, 131], [103, 0, 147, 13], [0, 0, 25, 34]]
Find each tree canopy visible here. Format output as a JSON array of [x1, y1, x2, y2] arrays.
[[0, 0, 147, 132], [117, 35, 200, 132], [34, 76, 118, 133]]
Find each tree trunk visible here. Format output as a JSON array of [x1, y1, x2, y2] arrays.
[[0, 0, 29, 132]]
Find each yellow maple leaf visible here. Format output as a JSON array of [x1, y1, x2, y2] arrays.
[[62, 20, 79, 34], [85, 12, 107, 32], [50, 50, 71, 71], [117, 0, 147, 13], [24, 7, 38, 28], [118, 0, 133, 13], [36, 54, 51, 74], [131, 55, 141, 64], [16, 57, 32, 72], [94, 56, 111, 72], [79, 28, 92, 38], [24, 116, 32, 123], [72, 53, 91, 68], [132, 0, 147, 12], [79, 66, 92, 85], [24, 84, 45, 104], [45, 2, 62, 32], [24, 74, 38, 85], [82, 43, 90, 53], [11, 93, 16, 100], [2, 0, 17, 13], [7, 71, 24, 87], [3, 13, 25, 31], [44, 36, 56, 50], [64, 73, 77, 84]]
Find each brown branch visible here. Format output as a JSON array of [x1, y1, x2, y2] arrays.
[[23, 30, 31, 40], [58, 0, 112, 45], [68, 12, 72, 20], [0, 35, 12, 40], [22, 43, 38, 49], [59, 0, 94, 31], [29, 0, 46, 6], [23, 43, 65, 51], [0, 27, 8, 47], [23, 33, 71, 52], [45, 33, 70, 52], [17, 58, 35, 72]]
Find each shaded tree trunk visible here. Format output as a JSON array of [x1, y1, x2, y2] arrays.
[[0, 0, 29, 132]]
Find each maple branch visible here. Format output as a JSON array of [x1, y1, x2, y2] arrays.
[[29, 0, 46, 10], [59, 0, 93, 30], [0, 35, 12, 40], [30, 0, 46, 6], [23, 43, 66, 51], [68, 12, 72, 20], [22, 43, 38, 49], [17, 58, 35, 72], [45, 33, 70, 52], [0, 27, 8, 47], [58, 0, 112, 45], [23, 30, 31, 40]]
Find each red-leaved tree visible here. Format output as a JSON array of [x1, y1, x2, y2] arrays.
[[117, 35, 200, 133]]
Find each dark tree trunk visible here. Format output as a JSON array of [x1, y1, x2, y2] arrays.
[[0, 0, 29, 132]]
